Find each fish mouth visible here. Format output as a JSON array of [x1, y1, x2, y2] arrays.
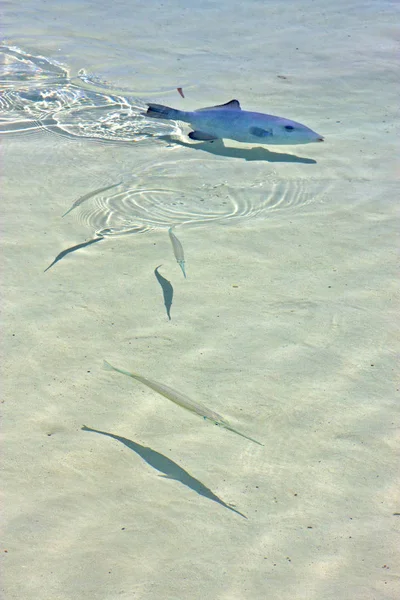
[[317, 137, 324, 142]]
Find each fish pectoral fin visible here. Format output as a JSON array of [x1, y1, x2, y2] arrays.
[[196, 99, 241, 111], [188, 131, 219, 141], [249, 126, 272, 138]]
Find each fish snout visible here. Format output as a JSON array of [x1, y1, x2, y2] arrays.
[[317, 137, 324, 142]]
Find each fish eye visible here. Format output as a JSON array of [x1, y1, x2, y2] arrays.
[[284, 125, 294, 131]]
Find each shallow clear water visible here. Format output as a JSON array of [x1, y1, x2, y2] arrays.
[[2, 2, 399, 599]]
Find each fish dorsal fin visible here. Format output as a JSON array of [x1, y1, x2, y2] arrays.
[[196, 99, 241, 112]]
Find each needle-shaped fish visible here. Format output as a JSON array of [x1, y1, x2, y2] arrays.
[[104, 360, 263, 446], [62, 181, 122, 217], [168, 226, 186, 278]]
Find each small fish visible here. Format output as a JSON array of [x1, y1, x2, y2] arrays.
[[177, 87, 185, 98], [145, 99, 324, 145], [62, 181, 122, 217], [168, 227, 186, 278], [104, 360, 263, 446]]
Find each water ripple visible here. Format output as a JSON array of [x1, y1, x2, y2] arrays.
[[0, 45, 178, 142], [71, 163, 330, 236]]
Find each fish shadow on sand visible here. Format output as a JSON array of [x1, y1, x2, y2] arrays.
[[44, 236, 103, 272], [154, 265, 173, 320], [162, 136, 317, 164], [82, 425, 246, 519]]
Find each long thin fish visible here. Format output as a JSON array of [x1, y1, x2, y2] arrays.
[[104, 360, 263, 446], [62, 181, 122, 217], [168, 226, 186, 278]]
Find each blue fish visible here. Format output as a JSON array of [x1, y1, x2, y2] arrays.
[[145, 99, 324, 145]]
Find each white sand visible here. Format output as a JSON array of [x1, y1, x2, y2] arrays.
[[2, 1, 399, 599]]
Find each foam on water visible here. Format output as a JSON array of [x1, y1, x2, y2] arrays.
[[0, 45, 179, 142]]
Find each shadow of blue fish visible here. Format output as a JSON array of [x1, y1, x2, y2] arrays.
[[161, 136, 317, 164]]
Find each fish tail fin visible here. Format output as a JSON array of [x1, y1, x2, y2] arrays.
[[222, 422, 264, 446], [103, 360, 116, 371], [103, 360, 140, 381], [178, 261, 187, 278], [145, 103, 183, 121]]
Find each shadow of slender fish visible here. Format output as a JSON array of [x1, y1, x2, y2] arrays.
[[44, 236, 103, 272], [168, 226, 186, 278], [104, 360, 263, 446], [82, 425, 246, 518], [62, 181, 122, 217], [154, 265, 173, 320]]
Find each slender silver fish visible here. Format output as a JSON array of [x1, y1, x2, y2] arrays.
[[104, 360, 263, 446], [168, 227, 186, 278], [145, 99, 324, 145], [62, 181, 122, 217]]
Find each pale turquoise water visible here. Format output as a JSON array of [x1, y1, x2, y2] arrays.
[[2, 2, 399, 599]]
